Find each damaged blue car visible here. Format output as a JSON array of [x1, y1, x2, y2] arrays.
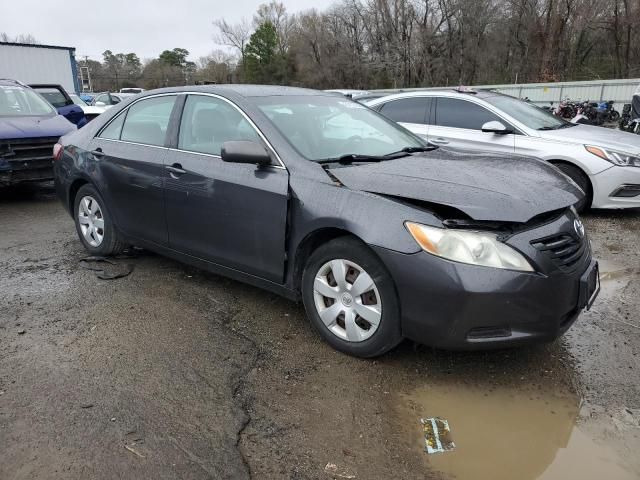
[[1, 79, 76, 186]]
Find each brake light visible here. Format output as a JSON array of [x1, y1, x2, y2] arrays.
[[53, 142, 63, 161]]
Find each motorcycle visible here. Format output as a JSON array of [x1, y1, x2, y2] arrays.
[[554, 99, 575, 119], [595, 100, 620, 123], [619, 104, 640, 134]]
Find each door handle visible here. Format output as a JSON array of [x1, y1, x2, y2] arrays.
[[90, 148, 105, 158], [166, 163, 186, 176], [430, 138, 450, 145]]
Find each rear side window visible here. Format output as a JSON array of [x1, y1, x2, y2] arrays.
[[99, 113, 126, 140], [120, 95, 177, 146], [35, 88, 69, 108], [178, 95, 262, 156], [379, 97, 430, 124], [435, 98, 502, 130]]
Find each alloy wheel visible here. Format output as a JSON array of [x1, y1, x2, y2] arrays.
[[77, 195, 105, 247], [312, 259, 382, 342]]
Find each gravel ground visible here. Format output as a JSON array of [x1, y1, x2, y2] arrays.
[[1, 184, 639, 480]]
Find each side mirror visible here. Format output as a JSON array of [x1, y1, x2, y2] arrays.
[[481, 120, 513, 134], [221, 141, 272, 166], [95, 101, 106, 106]]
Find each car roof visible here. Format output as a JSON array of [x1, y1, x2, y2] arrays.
[[136, 84, 330, 98], [0, 78, 27, 87], [367, 88, 505, 103]]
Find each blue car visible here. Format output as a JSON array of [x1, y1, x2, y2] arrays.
[[29, 84, 88, 128], [1, 79, 76, 186]]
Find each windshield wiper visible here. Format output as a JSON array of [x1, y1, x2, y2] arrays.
[[538, 123, 576, 131], [316, 151, 408, 165], [316, 145, 436, 165], [398, 145, 437, 153]]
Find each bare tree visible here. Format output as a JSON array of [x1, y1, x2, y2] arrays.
[[213, 18, 252, 70]]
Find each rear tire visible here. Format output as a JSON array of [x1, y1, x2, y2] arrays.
[[554, 163, 591, 213], [73, 184, 126, 256], [301, 237, 402, 358]]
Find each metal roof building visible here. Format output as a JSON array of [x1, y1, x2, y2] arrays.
[[0, 42, 79, 93]]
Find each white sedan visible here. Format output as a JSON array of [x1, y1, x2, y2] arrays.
[[69, 93, 107, 122], [367, 89, 640, 211]]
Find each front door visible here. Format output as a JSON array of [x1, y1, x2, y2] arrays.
[[163, 94, 289, 283], [92, 94, 178, 246], [428, 97, 516, 154]]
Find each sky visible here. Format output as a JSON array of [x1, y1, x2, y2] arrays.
[[2, 0, 335, 62]]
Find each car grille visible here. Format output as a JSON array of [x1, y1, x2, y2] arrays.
[[530, 233, 588, 271], [0, 137, 58, 168]]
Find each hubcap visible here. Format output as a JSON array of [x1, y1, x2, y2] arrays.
[[312, 259, 382, 343], [77, 195, 105, 247]]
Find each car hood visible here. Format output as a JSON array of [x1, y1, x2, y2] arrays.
[[79, 105, 107, 115], [328, 149, 583, 223], [539, 124, 640, 153], [0, 114, 76, 140]]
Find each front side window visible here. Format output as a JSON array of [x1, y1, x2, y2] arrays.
[[94, 94, 110, 105], [178, 95, 262, 156], [435, 98, 503, 130], [99, 113, 126, 140], [0, 85, 57, 117], [254, 95, 424, 161], [119, 95, 177, 146], [379, 97, 430, 124]]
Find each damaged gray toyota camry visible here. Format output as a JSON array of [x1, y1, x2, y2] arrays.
[[53, 85, 600, 357]]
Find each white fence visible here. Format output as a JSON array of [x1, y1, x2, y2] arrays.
[[374, 78, 640, 111]]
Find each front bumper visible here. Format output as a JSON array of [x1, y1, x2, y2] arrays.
[[375, 246, 595, 349], [591, 165, 640, 209], [0, 160, 54, 186]]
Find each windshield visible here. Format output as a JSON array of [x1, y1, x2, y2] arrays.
[[254, 95, 425, 161], [0, 85, 57, 117], [69, 93, 88, 106], [483, 94, 568, 130]]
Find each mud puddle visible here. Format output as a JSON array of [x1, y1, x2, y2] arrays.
[[401, 383, 636, 480]]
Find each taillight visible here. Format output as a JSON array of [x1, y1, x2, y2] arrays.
[[53, 142, 63, 161]]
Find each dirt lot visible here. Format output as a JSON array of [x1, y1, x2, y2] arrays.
[[1, 184, 639, 480]]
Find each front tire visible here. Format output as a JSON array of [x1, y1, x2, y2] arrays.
[[73, 184, 126, 256], [301, 237, 402, 358]]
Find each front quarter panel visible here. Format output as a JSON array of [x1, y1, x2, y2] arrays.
[[515, 134, 612, 175], [285, 174, 441, 285]]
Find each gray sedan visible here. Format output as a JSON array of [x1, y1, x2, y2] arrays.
[[52, 85, 597, 357]]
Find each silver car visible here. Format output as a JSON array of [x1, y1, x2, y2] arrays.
[[367, 89, 640, 211]]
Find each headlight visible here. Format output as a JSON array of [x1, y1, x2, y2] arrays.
[[585, 145, 640, 167], [405, 222, 534, 272]]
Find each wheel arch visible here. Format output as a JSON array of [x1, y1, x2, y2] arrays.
[[548, 159, 594, 211], [291, 227, 366, 292], [68, 177, 91, 214], [548, 159, 593, 193]]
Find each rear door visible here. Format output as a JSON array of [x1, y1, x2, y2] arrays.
[[429, 97, 516, 153], [163, 93, 289, 283], [91, 94, 178, 246], [377, 97, 431, 138]]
